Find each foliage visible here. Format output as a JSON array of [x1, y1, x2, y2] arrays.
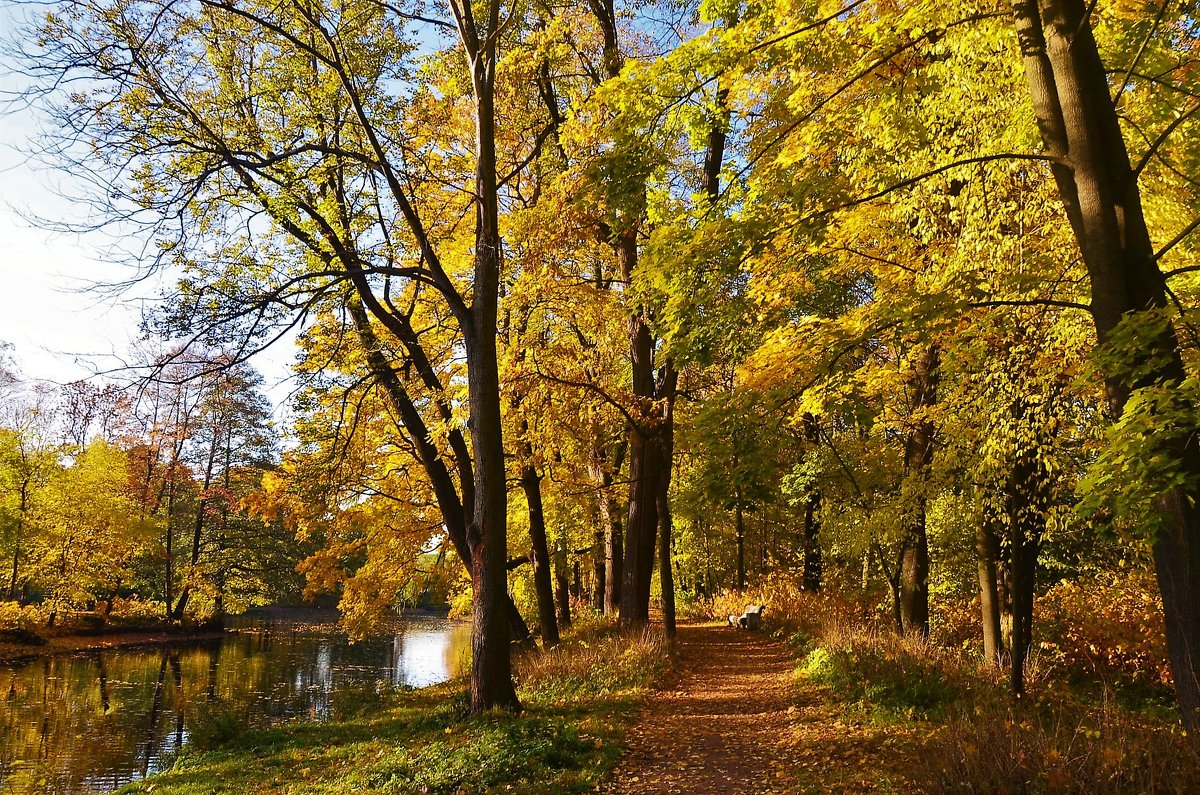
[[0, 601, 49, 640], [1035, 570, 1172, 694]]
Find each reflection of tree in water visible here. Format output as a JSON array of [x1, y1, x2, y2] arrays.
[[0, 617, 468, 794]]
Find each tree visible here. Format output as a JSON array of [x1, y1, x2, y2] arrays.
[[27, 0, 551, 710], [1011, 0, 1200, 727]]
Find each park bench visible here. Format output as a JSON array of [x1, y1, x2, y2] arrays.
[[727, 604, 765, 630]]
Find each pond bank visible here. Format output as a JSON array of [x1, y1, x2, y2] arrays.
[[112, 618, 669, 795], [0, 626, 226, 664]]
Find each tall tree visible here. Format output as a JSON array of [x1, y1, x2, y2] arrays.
[[1011, 0, 1200, 727]]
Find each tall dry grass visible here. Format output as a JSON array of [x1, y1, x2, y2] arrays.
[[514, 615, 669, 706]]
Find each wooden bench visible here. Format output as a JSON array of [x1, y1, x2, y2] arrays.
[[727, 604, 765, 630]]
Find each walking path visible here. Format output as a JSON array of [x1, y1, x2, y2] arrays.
[[602, 622, 917, 794]]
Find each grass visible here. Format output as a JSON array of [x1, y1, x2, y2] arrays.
[[116, 615, 667, 795]]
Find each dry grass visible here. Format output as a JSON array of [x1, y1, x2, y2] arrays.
[[924, 696, 1200, 793], [514, 616, 669, 706]]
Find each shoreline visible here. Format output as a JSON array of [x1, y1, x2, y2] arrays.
[[0, 626, 227, 665], [0, 606, 457, 664]]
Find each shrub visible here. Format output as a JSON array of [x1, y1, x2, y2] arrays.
[[186, 701, 249, 750], [802, 626, 980, 720], [0, 601, 48, 641], [106, 597, 169, 627], [1035, 571, 1171, 693]]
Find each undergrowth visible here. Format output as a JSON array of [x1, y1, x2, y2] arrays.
[[703, 574, 1198, 793]]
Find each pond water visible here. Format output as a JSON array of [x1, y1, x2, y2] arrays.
[[0, 611, 471, 795]]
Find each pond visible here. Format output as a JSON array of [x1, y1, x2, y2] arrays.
[[0, 611, 471, 795]]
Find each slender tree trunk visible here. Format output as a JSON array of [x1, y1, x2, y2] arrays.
[[976, 517, 1004, 668], [600, 472, 623, 615], [800, 414, 823, 591], [1013, 0, 1200, 728], [553, 538, 572, 628], [734, 499, 747, 590], [658, 364, 678, 638], [899, 344, 939, 637], [8, 486, 25, 601], [172, 428, 219, 621], [591, 509, 606, 608], [520, 463, 559, 647], [802, 493, 822, 592]]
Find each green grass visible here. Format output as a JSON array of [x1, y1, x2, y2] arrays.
[[117, 621, 666, 795]]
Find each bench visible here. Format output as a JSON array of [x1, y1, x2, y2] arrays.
[[727, 604, 765, 630]]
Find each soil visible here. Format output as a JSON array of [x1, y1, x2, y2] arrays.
[[602, 622, 919, 795]]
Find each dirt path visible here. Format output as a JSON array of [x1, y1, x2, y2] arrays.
[[602, 622, 917, 795]]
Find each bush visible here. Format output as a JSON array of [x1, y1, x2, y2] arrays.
[[0, 601, 48, 641], [802, 626, 979, 720], [186, 701, 249, 750], [1035, 571, 1171, 694], [106, 597, 169, 626]]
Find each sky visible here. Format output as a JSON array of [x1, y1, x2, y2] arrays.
[[0, 8, 298, 411]]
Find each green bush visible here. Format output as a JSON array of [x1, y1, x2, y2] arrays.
[[802, 631, 972, 720], [186, 702, 248, 750]]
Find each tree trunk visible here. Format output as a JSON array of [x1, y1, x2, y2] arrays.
[[899, 344, 939, 637], [800, 414, 823, 591], [8, 486, 24, 601], [593, 446, 624, 616], [520, 464, 559, 647], [553, 538, 572, 628], [592, 511, 606, 608], [1013, 0, 1200, 728], [658, 363, 679, 638], [976, 517, 1004, 668], [172, 427, 219, 622], [734, 500, 747, 590], [465, 46, 520, 710], [347, 298, 532, 650], [620, 417, 661, 626]]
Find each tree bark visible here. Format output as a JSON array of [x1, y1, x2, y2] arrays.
[[620, 414, 661, 626], [592, 438, 624, 616], [1013, 0, 1200, 728], [591, 509, 606, 608], [553, 538, 572, 628], [801, 414, 823, 592]]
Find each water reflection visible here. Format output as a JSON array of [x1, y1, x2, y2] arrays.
[[0, 613, 470, 795]]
